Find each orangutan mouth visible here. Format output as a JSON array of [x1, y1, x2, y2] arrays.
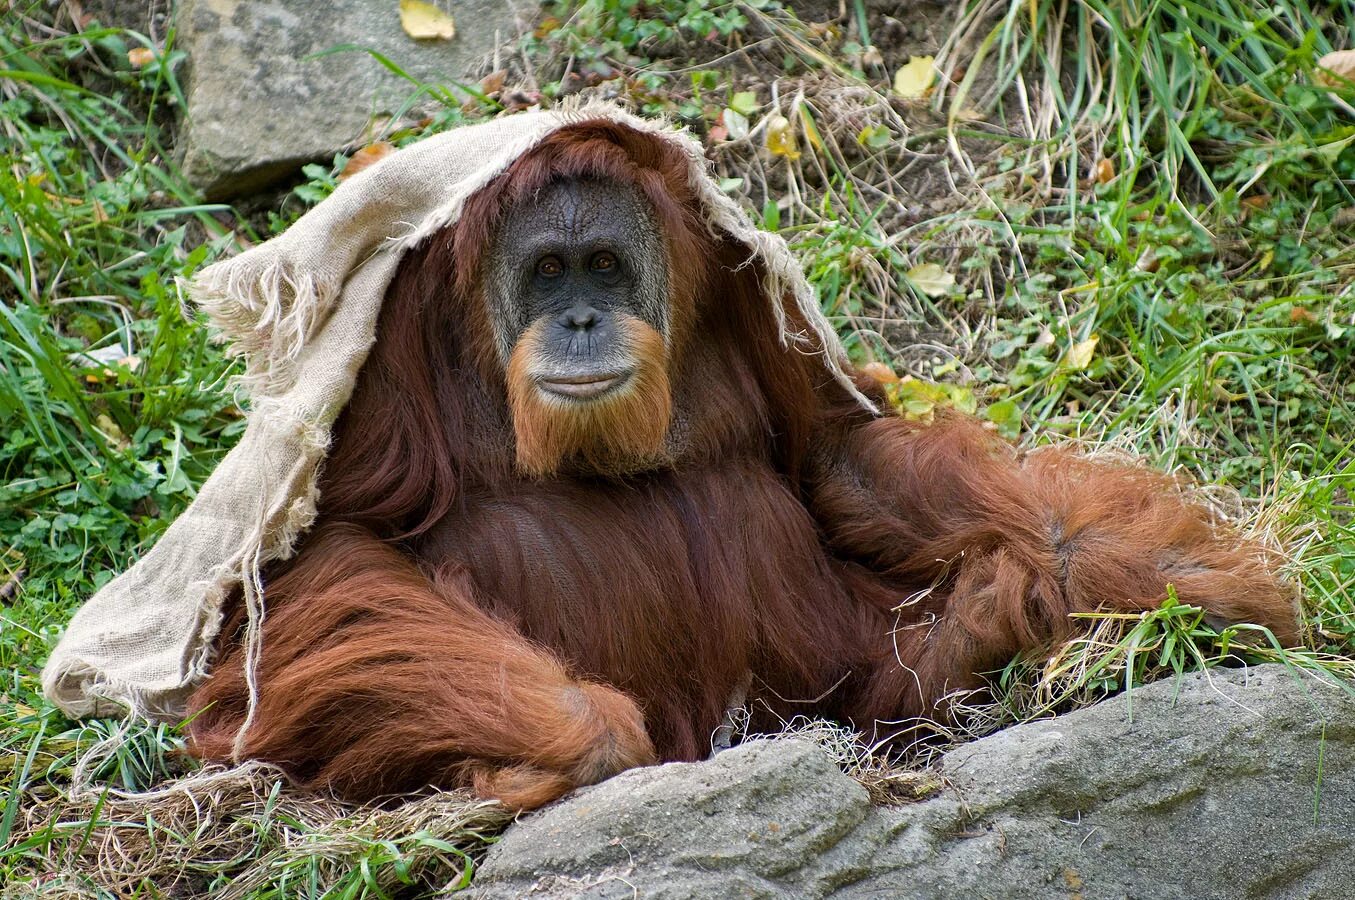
[[538, 371, 630, 400]]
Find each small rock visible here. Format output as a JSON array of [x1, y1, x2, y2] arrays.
[[178, 0, 517, 199]]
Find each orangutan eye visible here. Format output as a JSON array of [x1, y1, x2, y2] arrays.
[[590, 252, 617, 272], [537, 256, 563, 278]]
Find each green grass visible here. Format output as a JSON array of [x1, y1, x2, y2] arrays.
[[2, 0, 1354, 895]]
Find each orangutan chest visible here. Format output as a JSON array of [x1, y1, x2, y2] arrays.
[[414, 463, 842, 683]]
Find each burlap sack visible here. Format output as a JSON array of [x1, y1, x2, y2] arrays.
[[41, 101, 870, 723]]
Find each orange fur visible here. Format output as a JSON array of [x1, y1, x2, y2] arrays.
[[186, 122, 1300, 812], [507, 316, 672, 477]]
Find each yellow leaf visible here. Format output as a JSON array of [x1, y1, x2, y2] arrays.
[[906, 262, 955, 297], [798, 106, 824, 154], [400, 0, 456, 40], [765, 114, 800, 160], [127, 47, 155, 67], [892, 55, 935, 100], [1062, 335, 1099, 371]]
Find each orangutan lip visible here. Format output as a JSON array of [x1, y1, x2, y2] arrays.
[[538, 372, 629, 400]]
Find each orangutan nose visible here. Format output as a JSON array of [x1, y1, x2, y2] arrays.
[[558, 305, 600, 332]]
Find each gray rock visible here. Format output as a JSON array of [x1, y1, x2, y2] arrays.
[[472, 666, 1355, 899], [177, 0, 516, 198]]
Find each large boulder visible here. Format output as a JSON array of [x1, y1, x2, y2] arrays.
[[177, 0, 515, 198], [472, 666, 1355, 899]]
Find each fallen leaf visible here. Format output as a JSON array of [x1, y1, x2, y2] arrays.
[[857, 124, 892, 149], [765, 114, 800, 160], [892, 55, 935, 100], [339, 141, 395, 180], [400, 0, 456, 40], [127, 47, 155, 67], [906, 262, 956, 297], [1290, 306, 1319, 325], [798, 107, 824, 153], [729, 91, 758, 116], [1316, 49, 1355, 86], [1062, 335, 1099, 371], [1094, 157, 1115, 184], [479, 69, 507, 95], [722, 108, 750, 141]]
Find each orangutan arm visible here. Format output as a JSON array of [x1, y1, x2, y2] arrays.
[[805, 408, 1299, 681], [186, 523, 656, 810]]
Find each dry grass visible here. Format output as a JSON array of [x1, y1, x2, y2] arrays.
[[6, 763, 512, 898]]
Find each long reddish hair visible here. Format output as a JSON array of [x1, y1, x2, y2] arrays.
[[318, 120, 834, 538], [187, 119, 1298, 812]]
